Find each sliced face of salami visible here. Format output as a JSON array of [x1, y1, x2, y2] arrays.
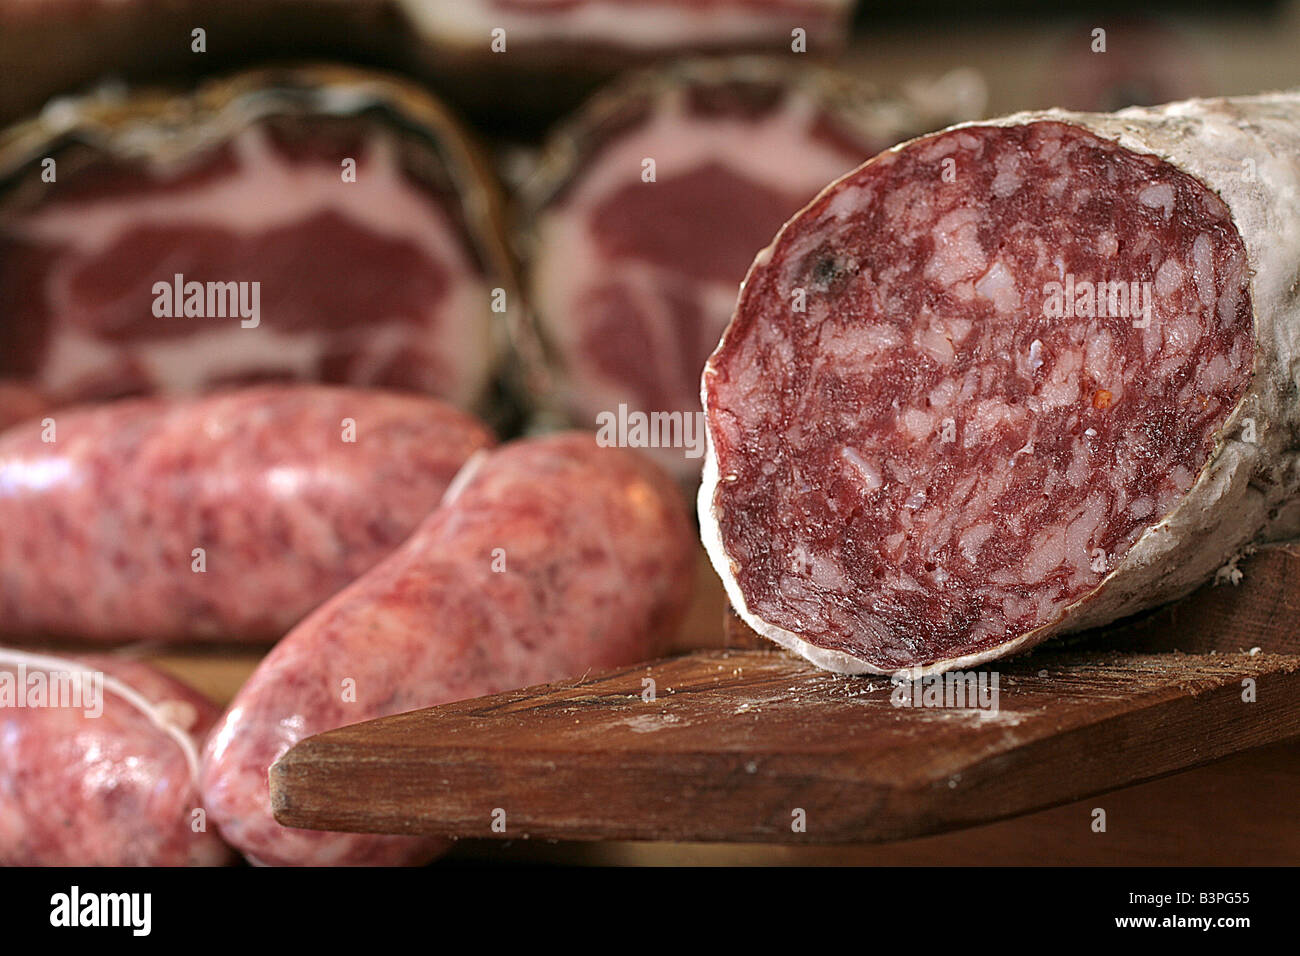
[[702, 94, 1300, 674], [523, 57, 955, 481], [0, 65, 514, 415]]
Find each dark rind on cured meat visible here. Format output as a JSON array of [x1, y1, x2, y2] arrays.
[[701, 92, 1300, 675], [0, 64, 520, 418], [0, 384, 496, 644], [519, 56, 974, 479], [202, 432, 695, 866], [0, 651, 233, 865], [521, 57, 925, 212]]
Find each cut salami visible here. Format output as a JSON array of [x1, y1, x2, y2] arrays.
[[0, 385, 495, 644], [203, 432, 694, 865], [0, 65, 515, 415], [0, 650, 233, 865], [701, 92, 1300, 674], [523, 57, 971, 480]]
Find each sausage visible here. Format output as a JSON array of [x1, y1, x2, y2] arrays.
[[0, 649, 233, 865], [0, 64, 516, 417], [0, 385, 495, 643], [700, 92, 1300, 674], [202, 432, 695, 865], [521, 57, 968, 481]]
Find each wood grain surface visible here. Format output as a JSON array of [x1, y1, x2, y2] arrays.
[[443, 738, 1299, 865]]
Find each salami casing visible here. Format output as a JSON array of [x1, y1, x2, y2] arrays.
[[0, 385, 495, 643], [701, 92, 1300, 674], [522, 57, 972, 480], [202, 433, 694, 866], [0, 65, 515, 415], [0, 650, 233, 865]]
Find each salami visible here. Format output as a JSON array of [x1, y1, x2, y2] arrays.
[[701, 92, 1300, 674], [0, 65, 515, 414], [522, 57, 962, 480], [0, 385, 495, 644], [0, 650, 233, 865], [202, 433, 694, 866]]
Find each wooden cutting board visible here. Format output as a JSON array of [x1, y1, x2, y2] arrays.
[[269, 545, 1300, 845]]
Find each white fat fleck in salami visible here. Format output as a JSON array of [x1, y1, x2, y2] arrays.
[[701, 91, 1300, 674]]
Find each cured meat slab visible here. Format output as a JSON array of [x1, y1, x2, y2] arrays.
[[0, 64, 515, 414], [382, 1, 858, 132], [522, 57, 973, 480], [700, 91, 1300, 673]]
